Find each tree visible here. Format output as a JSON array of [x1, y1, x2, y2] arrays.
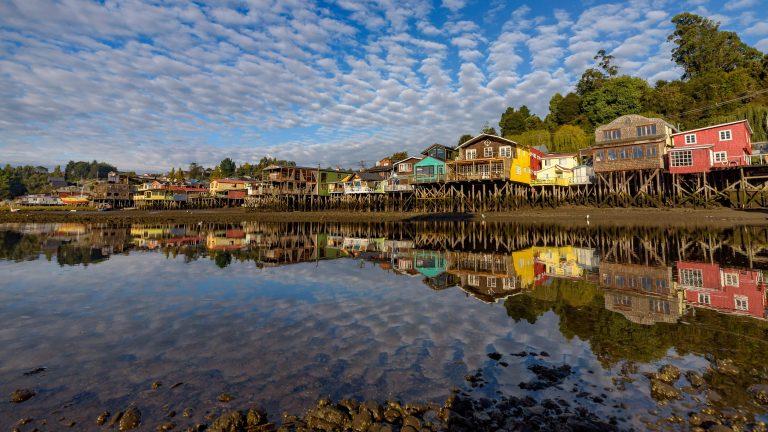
[[389, 152, 408, 162], [668, 12, 762, 80], [481, 122, 497, 135], [552, 125, 589, 152], [499, 107, 528, 136], [168, 167, 177, 181], [594, 49, 619, 77], [218, 158, 236, 178], [188, 163, 205, 180], [210, 166, 223, 180], [457, 134, 473, 146], [52, 165, 64, 177], [507, 129, 551, 148], [576, 68, 608, 96], [581, 76, 651, 126]]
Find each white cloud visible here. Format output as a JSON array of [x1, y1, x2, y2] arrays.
[[724, 0, 757, 11]]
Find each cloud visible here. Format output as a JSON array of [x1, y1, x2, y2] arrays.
[[724, 0, 757, 11], [0, 0, 763, 170]]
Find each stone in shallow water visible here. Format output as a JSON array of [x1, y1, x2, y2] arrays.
[[655, 364, 681, 384], [748, 384, 768, 405], [9, 388, 35, 403], [119, 406, 141, 431], [650, 379, 682, 401], [685, 370, 705, 388], [218, 393, 235, 402], [96, 411, 110, 426]]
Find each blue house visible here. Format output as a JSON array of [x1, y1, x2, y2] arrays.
[[414, 144, 457, 183]]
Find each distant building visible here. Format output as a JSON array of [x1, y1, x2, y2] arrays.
[[48, 176, 67, 188]]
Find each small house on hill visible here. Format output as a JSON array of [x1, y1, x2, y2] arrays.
[[668, 120, 752, 174], [447, 134, 532, 184], [414, 144, 457, 183]]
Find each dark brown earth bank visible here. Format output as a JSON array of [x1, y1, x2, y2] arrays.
[[2, 206, 768, 227]]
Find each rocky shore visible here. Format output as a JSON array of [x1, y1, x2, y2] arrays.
[[7, 353, 768, 432]]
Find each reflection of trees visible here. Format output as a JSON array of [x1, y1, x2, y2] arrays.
[[214, 251, 232, 268], [56, 244, 108, 266], [0, 230, 43, 262]]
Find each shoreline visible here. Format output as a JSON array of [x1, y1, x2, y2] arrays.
[[1, 206, 767, 227]]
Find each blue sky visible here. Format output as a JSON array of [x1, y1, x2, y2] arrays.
[[0, 0, 766, 172]]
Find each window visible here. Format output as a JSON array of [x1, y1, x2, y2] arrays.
[[516, 166, 521, 175], [502, 278, 516, 289], [615, 274, 625, 287], [607, 149, 617, 161], [680, 268, 703, 287], [724, 272, 739, 286], [487, 277, 496, 288], [685, 134, 697, 144], [595, 150, 604, 162], [484, 147, 494, 158], [649, 299, 671, 314], [603, 129, 621, 140], [670, 150, 693, 167], [632, 146, 643, 159], [714, 152, 727, 163], [646, 145, 658, 157], [698, 293, 711, 304], [613, 295, 632, 306], [499, 146, 512, 157], [719, 130, 732, 141], [465, 149, 476, 160], [735, 296, 748, 310], [398, 163, 412, 172], [467, 274, 480, 286], [619, 148, 631, 159], [637, 124, 657, 136]]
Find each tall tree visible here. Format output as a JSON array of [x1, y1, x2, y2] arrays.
[[457, 134, 473, 146], [552, 125, 589, 152], [668, 12, 762, 80], [581, 76, 651, 126], [389, 152, 408, 162], [594, 49, 619, 77], [481, 122, 497, 135], [499, 107, 528, 136], [188, 163, 205, 180], [218, 158, 236, 178]]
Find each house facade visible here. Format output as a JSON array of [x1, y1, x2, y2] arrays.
[[392, 156, 422, 183], [447, 134, 529, 183], [599, 261, 682, 325], [532, 152, 580, 186], [677, 261, 766, 320], [591, 115, 676, 173], [339, 172, 386, 194], [422, 143, 458, 161], [414, 156, 447, 183], [668, 120, 753, 174]]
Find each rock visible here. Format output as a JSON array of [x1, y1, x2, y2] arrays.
[[350, 408, 372, 432], [748, 384, 768, 405], [119, 406, 142, 431], [685, 371, 705, 388], [167, 410, 176, 418], [487, 352, 502, 361], [650, 379, 682, 401], [714, 359, 739, 376], [383, 407, 400, 423], [656, 364, 681, 384], [689, 412, 720, 427], [10, 388, 35, 403], [96, 411, 110, 426], [218, 393, 235, 402], [208, 411, 245, 432], [247, 406, 269, 426], [306, 404, 351, 431], [157, 422, 176, 431], [403, 414, 422, 430], [182, 408, 194, 418], [152, 381, 162, 389], [708, 426, 734, 432]]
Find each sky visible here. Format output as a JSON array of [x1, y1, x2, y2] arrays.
[[0, 0, 766, 172]]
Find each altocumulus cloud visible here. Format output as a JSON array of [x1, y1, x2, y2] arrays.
[[0, 0, 763, 171]]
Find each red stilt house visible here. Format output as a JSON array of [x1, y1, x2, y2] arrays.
[[668, 120, 753, 174]]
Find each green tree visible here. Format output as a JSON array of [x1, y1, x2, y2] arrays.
[[507, 129, 551, 148], [457, 134, 473, 146], [52, 165, 64, 177], [594, 49, 619, 77], [581, 76, 652, 126], [552, 125, 589, 152], [389, 152, 408, 162], [188, 163, 205, 180], [218, 158, 236, 178], [499, 107, 528, 136], [481, 122, 498, 135], [668, 12, 762, 80], [576, 68, 608, 96]]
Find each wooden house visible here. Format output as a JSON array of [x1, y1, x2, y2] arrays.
[[391, 156, 423, 188], [599, 261, 682, 325], [318, 168, 353, 196], [422, 143, 458, 161], [257, 165, 320, 196], [91, 181, 132, 201], [668, 120, 753, 174], [446, 250, 520, 303], [447, 134, 531, 183], [591, 115, 677, 173], [677, 261, 766, 320], [532, 152, 580, 186], [210, 179, 249, 197]]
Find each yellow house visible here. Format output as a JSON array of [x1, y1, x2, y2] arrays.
[[532, 153, 580, 186], [509, 147, 533, 185], [510, 247, 537, 289], [209, 179, 248, 195]]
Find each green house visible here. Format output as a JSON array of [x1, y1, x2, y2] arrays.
[[414, 156, 447, 183], [318, 169, 353, 196]]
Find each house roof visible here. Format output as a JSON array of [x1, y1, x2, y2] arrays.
[[532, 145, 549, 153], [357, 172, 384, 181], [364, 165, 393, 173], [394, 156, 424, 165], [671, 119, 753, 136], [214, 179, 249, 184], [456, 133, 519, 150], [421, 143, 455, 155], [669, 144, 714, 151], [542, 152, 579, 158]]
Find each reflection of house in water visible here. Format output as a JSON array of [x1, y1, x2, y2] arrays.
[[677, 261, 768, 320], [533, 246, 599, 280], [446, 251, 521, 303], [413, 250, 460, 290], [206, 228, 246, 251], [599, 262, 684, 325], [130, 225, 202, 249]]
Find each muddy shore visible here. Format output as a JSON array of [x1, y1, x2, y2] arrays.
[[1, 206, 768, 227]]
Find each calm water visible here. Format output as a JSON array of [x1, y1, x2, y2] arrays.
[[1, 221, 767, 430]]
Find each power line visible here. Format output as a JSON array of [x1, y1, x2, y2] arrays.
[[664, 87, 768, 119]]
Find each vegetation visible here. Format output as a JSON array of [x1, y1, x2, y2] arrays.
[[64, 160, 117, 181]]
